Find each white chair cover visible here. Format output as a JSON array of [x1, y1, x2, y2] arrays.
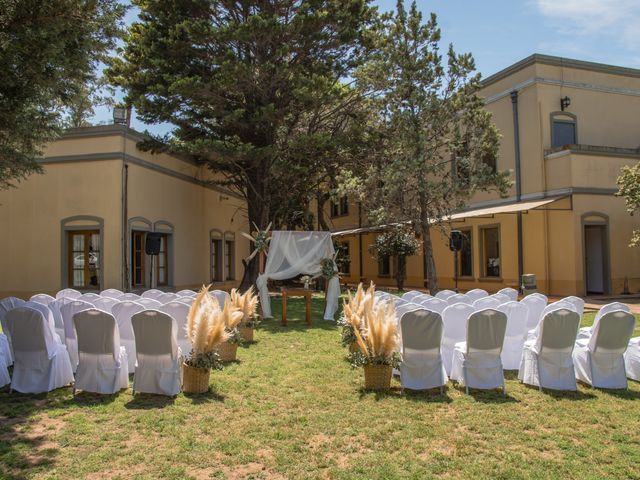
[[132, 310, 181, 396], [520, 295, 547, 330], [60, 300, 94, 371], [624, 337, 640, 381], [100, 288, 124, 299], [451, 309, 507, 392], [176, 289, 196, 297], [466, 289, 488, 302], [0, 296, 26, 362], [564, 296, 585, 319], [119, 293, 141, 301], [446, 293, 472, 306], [413, 294, 433, 304], [29, 293, 55, 306], [74, 309, 129, 394], [0, 333, 11, 367], [112, 301, 145, 372], [79, 293, 101, 304], [157, 292, 180, 305], [473, 296, 500, 310], [158, 301, 192, 355], [5, 307, 74, 393], [498, 288, 518, 301], [490, 293, 511, 304], [141, 289, 164, 300], [210, 290, 230, 309], [257, 231, 340, 320], [577, 302, 631, 340], [435, 289, 456, 300], [518, 308, 580, 390], [419, 297, 448, 314], [93, 297, 119, 313], [497, 301, 530, 370], [399, 310, 447, 390], [441, 303, 476, 375], [56, 288, 82, 300], [24, 301, 59, 343], [49, 297, 74, 347], [573, 310, 636, 389], [178, 297, 194, 306], [138, 298, 162, 309], [395, 302, 423, 322], [0, 354, 9, 388], [401, 291, 423, 302]]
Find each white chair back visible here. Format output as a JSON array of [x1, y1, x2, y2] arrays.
[[79, 293, 101, 304], [176, 289, 196, 297], [542, 301, 577, 319], [594, 302, 630, 323], [564, 296, 585, 318], [211, 290, 230, 309], [49, 297, 74, 334], [413, 294, 433, 303], [442, 303, 475, 347], [29, 293, 55, 306], [419, 297, 448, 314], [401, 291, 423, 302], [529, 292, 548, 303], [61, 300, 94, 343], [112, 301, 145, 343], [138, 298, 162, 309], [141, 289, 164, 300], [23, 301, 56, 337], [5, 307, 57, 365], [497, 288, 518, 301], [588, 310, 636, 354], [56, 288, 82, 300], [100, 288, 123, 299], [157, 292, 180, 305], [119, 293, 141, 302], [473, 296, 500, 310], [435, 289, 456, 300], [536, 308, 580, 354], [466, 289, 488, 302], [466, 309, 507, 354], [395, 302, 423, 321], [497, 301, 530, 369], [93, 297, 120, 313], [446, 293, 472, 306], [520, 295, 547, 330], [132, 310, 178, 359], [74, 309, 120, 361], [490, 293, 510, 305], [158, 301, 190, 341]]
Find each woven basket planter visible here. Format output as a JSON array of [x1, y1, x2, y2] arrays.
[[182, 363, 210, 394], [239, 326, 254, 343], [363, 364, 392, 391], [217, 341, 238, 362]]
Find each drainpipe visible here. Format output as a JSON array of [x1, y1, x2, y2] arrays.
[[511, 91, 524, 288], [121, 126, 129, 291]]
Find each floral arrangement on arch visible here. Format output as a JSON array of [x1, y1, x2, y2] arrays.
[[241, 222, 272, 262]]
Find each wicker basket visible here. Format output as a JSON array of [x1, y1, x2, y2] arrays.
[[349, 342, 359, 354], [182, 363, 210, 394], [239, 326, 254, 343], [217, 341, 238, 362], [363, 364, 392, 391]]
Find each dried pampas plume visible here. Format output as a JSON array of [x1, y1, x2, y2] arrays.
[[187, 284, 229, 354]]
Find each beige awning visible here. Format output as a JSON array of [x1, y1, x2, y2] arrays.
[[331, 196, 568, 237], [448, 196, 567, 221]]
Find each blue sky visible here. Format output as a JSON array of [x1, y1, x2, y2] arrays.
[[93, 0, 640, 133]]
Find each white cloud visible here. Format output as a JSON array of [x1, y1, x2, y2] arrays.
[[534, 0, 640, 51]]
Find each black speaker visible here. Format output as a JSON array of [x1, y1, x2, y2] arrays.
[[145, 232, 162, 255], [449, 230, 463, 252]]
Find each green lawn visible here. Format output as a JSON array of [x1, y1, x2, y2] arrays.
[[1, 297, 639, 479]]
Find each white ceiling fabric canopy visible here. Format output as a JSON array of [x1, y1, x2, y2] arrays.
[[256, 231, 340, 320]]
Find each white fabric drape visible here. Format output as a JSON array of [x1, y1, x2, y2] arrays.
[[256, 231, 340, 320]]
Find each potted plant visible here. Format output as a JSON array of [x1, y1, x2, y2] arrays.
[[183, 286, 228, 393], [216, 299, 244, 362], [230, 287, 259, 343], [349, 293, 399, 391], [339, 282, 375, 353]]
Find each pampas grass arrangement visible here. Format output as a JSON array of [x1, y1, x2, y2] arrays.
[[342, 283, 399, 391], [216, 298, 245, 361], [182, 285, 231, 393], [230, 287, 259, 343], [339, 282, 376, 351]]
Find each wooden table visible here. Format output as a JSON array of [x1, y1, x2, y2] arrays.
[[281, 288, 312, 326]]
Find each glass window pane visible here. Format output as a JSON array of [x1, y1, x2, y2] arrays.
[[552, 121, 576, 147]]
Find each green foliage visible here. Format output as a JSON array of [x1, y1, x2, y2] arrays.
[[616, 163, 640, 247], [348, 350, 400, 368], [226, 328, 244, 346], [184, 350, 224, 371], [340, 0, 511, 292], [0, 0, 126, 189], [320, 258, 338, 280], [371, 227, 419, 259]]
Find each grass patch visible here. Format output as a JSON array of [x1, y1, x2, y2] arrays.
[[1, 297, 639, 479]]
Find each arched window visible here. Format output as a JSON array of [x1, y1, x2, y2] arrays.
[[550, 112, 577, 148], [224, 231, 236, 281], [153, 221, 174, 287], [61, 216, 104, 290], [210, 229, 223, 282]]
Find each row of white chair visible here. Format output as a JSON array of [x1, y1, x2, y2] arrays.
[[1, 305, 182, 396]]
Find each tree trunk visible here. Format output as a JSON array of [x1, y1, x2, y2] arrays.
[[240, 169, 270, 291], [396, 255, 406, 291], [421, 224, 438, 294], [316, 190, 330, 231]]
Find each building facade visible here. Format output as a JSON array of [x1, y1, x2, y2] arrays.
[[0, 125, 249, 298], [328, 54, 640, 296]]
